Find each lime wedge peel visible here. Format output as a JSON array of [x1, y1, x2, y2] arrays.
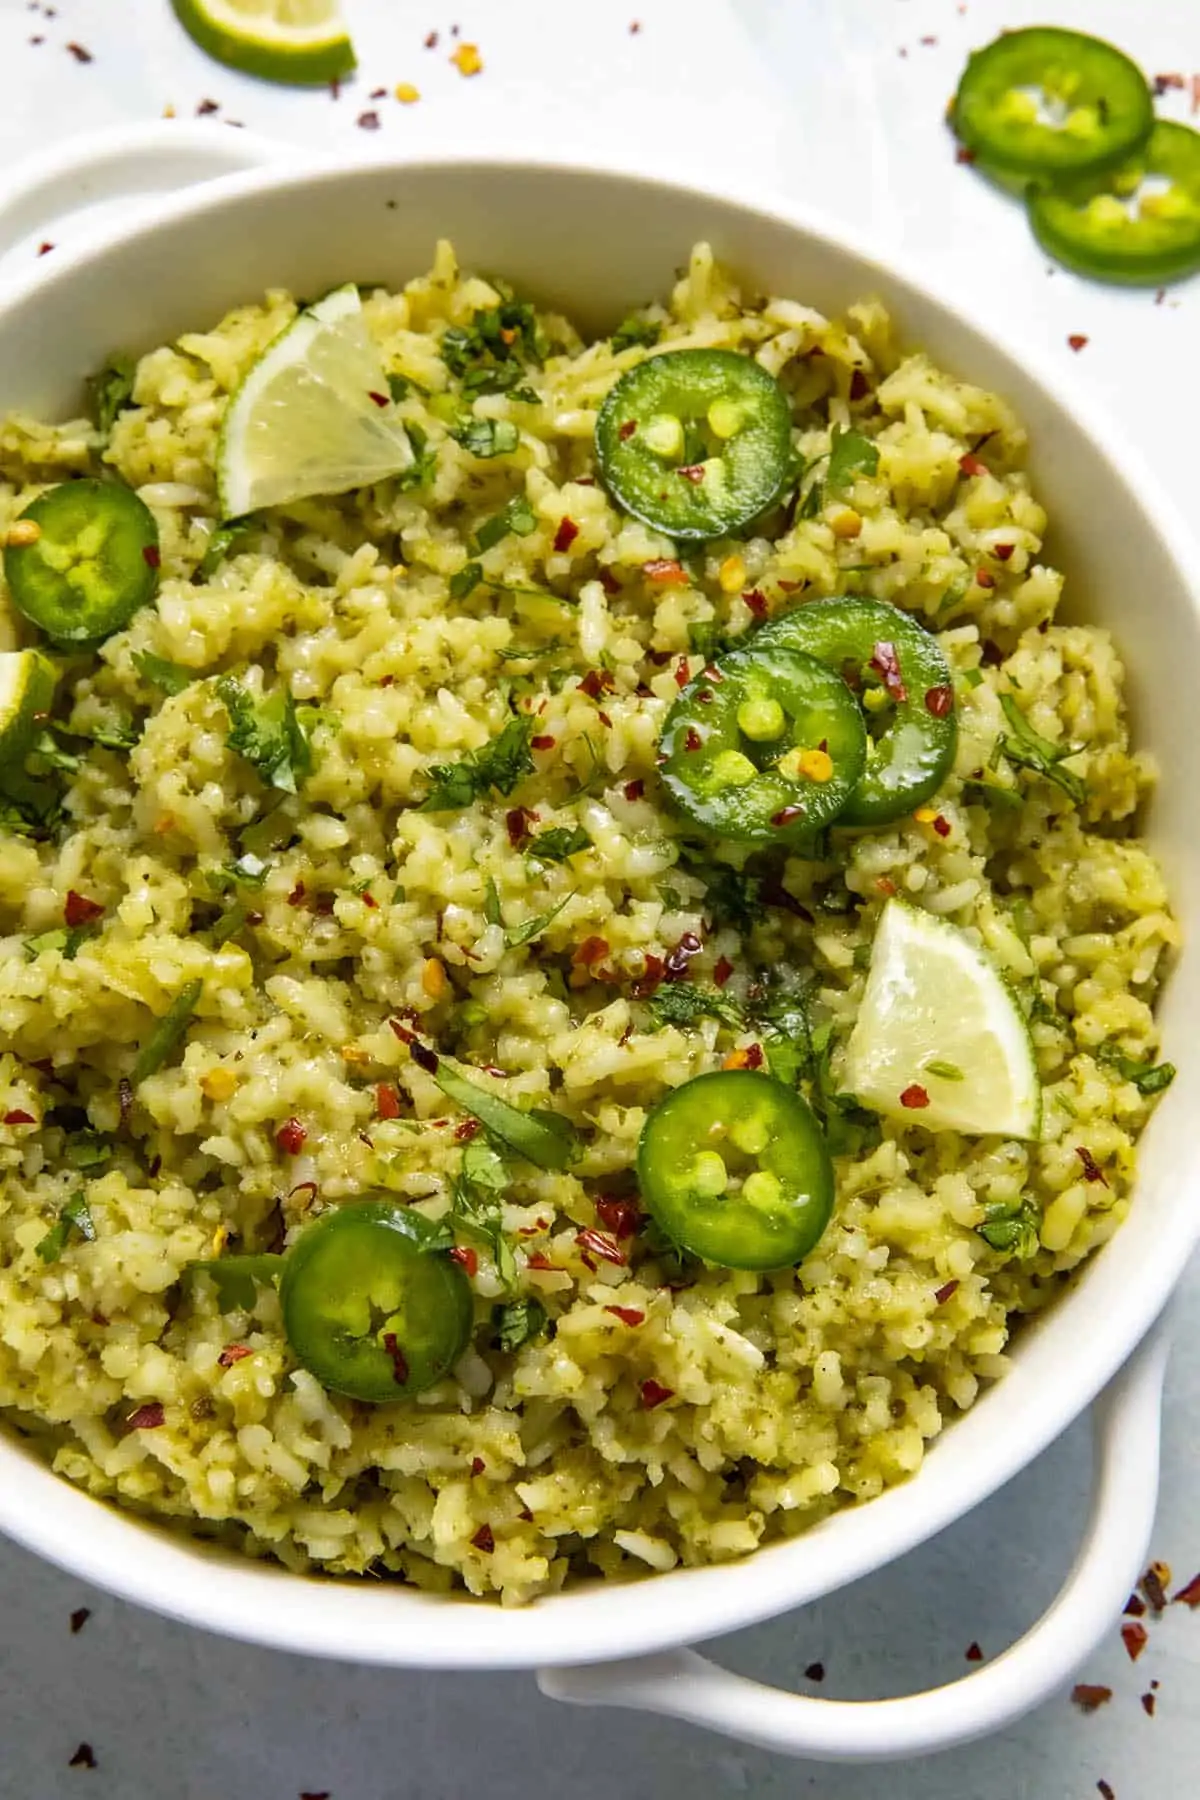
[[218, 285, 414, 518], [171, 0, 356, 87], [842, 898, 1041, 1139]]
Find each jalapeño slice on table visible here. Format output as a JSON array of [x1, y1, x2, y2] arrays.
[[595, 348, 794, 541], [280, 1201, 473, 1402], [951, 27, 1154, 183], [3, 479, 160, 645], [638, 1070, 833, 1270], [1029, 121, 1200, 286], [756, 597, 957, 827], [658, 637, 867, 845]]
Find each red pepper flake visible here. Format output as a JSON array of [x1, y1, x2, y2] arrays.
[[1125, 1593, 1147, 1617], [673, 656, 691, 689], [1141, 1692, 1156, 1717], [684, 727, 702, 753], [993, 542, 1015, 561], [470, 1456, 485, 1476], [375, 1083, 402, 1121], [958, 454, 989, 481], [630, 19, 642, 32], [506, 806, 533, 846], [742, 588, 768, 617], [630, 951, 665, 998], [329, 77, 341, 98], [932, 814, 951, 839], [68, 1744, 97, 1769], [360, 890, 379, 909], [410, 1040, 440, 1076], [367, 390, 389, 408], [578, 667, 615, 699], [849, 368, 870, 402], [69, 1607, 91, 1634], [1142, 1562, 1171, 1612], [37, 241, 53, 255], [640, 1379, 674, 1409], [1067, 334, 1089, 352], [288, 1180, 318, 1208], [1097, 1783, 1116, 1800], [357, 110, 381, 130], [744, 1042, 764, 1071], [974, 568, 996, 590], [924, 684, 953, 719], [1122, 1621, 1149, 1662], [196, 98, 219, 115], [1076, 1146, 1108, 1186], [1154, 72, 1186, 93], [804, 1661, 825, 1682], [574, 935, 610, 967], [643, 558, 685, 584], [64, 890, 104, 927], [900, 1083, 929, 1110], [935, 1280, 959, 1305], [66, 40, 93, 61], [425, 29, 439, 47], [526, 1252, 557, 1271], [472, 1523, 495, 1553], [875, 876, 897, 897], [1172, 1571, 1200, 1607], [676, 463, 705, 484], [623, 778, 645, 801], [605, 1305, 645, 1326], [869, 640, 907, 703], [777, 577, 803, 593], [275, 1117, 307, 1156], [3, 1109, 34, 1126], [771, 805, 805, 828], [553, 517, 579, 553], [955, 144, 977, 164], [595, 1195, 641, 1239], [382, 1331, 409, 1385], [449, 1245, 479, 1278], [598, 568, 622, 596], [287, 882, 306, 907], [618, 420, 637, 441], [713, 956, 734, 988], [920, 34, 938, 44], [575, 1227, 627, 1267], [530, 735, 556, 752], [1071, 1684, 1113, 1713], [218, 1344, 252, 1367], [964, 1641, 983, 1662], [596, 710, 613, 729], [127, 1402, 165, 1431]]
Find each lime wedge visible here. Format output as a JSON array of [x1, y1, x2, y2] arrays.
[[0, 649, 56, 772], [171, 0, 356, 85], [843, 899, 1041, 1138], [218, 286, 413, 517]]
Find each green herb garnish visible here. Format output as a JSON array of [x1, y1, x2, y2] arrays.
[[132, 980, 203, 1084], [610, 314, 662, 353], [189, 1253, 285, 1311], [527, 826, 589, 864], [647, 981, 744, 1031], [504, 890, 576, 949], [494, 1297, 547, 1352], [434, 1061, 580, 1171], [35, 1190, 95, 1264], [217, 676, 314, 795], [421, 714, 534, 811], [133, 652, 195, 696], [475, 494, 537, 552], [84, 355, 137, 439], [826, 425, 880, 495], [1097, 1047, 1176, 1097], [977, 1198, 1041, 1259], [199, 518, 257, 579], [65, 1133, 113, 1172], [998, 693, 1085, 804], [451, 417, 520, 460], [449, 1137, 516, 1286]]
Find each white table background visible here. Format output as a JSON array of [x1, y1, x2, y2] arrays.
[[0, 1, 1198, 1794]]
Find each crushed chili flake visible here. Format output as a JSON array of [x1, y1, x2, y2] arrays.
[[630, 952, 665, 998], [218, 1344, 252, 1367], [743, 588, 768, 617], [3, 1109, 34, 1126], [64, 890, 104, 927], [357, 110, 381, 130], [1142, 1562, 1170, 1612], [144, 544, 160, 578], [630, 19, 642, 31], [69, 1744, 97, 1769], [605, 1305, 645, 1326], [1076, 1146, 1108, 1186], [771, 805, 805, 828], [596, 1195, 641, 1239], [70, 1607, 91, 1634], [644, 558, 685, 584], [410, 1040, 439, 1075], [1067, 334, 1089, 352], [530, 734, 555, 751], [472, 1522, 495, 1553], [127, 1402, 165, 1431], [424, 29, 439, 47], [959, 449, 989, 482], [618, 419, 637, 441], [875, 876, 897, 898], [849, 367, 870, 402], [1172, 1571, 1200, 1607], [924, 684, 953, 719], [275, 1117, 307, 1156], [287, 882, 306, 907], [37, 241, 53, 255], [574, 935, 611, 968], [713, 955, 734, 988], [900, 1083, 929, 1110], [869, 640, 907, 703], [598, 568, 622, 595], [974, 568, 996, 590], [1141, 1692, 1156, 1717], [506, 805, 534, 846], [449, 1245, 479, 1278], [553, 517, 579, 553], [993, 542, 1015, 562], [777, 577, 803, 593], [470, 1456, 485, 1476], [578, 667, 615, 699], [367, 390, 389, 408], [1154, 72, 1186, 93], [196, 97, 219, 114], [526, 1252, 557, 1271], [375, 1083, 401, 1121], [932, 814, 951, 839], [66, 40, 93, 61], [1097, 1783, 1115, 1800], [677, 463, 706, 484], [673, 656, 691, 689], [1125, 1593, 1147, 1617], [1121, 1621, 1149, 1662], [759, 874, 814, 922], [964, 1641, 983, 1662], [575, 1227, 627, 1267], [804, 1661, 825, 1682], [597, 710, 613, 729], [640, 1379, 674, 1409], [684, 727, 702, 753], [382, 1332, 409, 1385], [1072, 1683, 1113, 1712], [623, 778, 645, 802], [935, 1280, 959, 1305]]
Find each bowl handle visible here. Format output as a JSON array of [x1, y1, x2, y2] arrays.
[[539, 1320, 1169, 1762], [0, 122, 295, 265]]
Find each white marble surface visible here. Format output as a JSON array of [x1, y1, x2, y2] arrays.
[[0, 1, 1198, 1794]]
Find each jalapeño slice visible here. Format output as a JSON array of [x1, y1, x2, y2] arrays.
[[4, 478, 160, 645], [638, 1070, 833, 1270], [951, 27, 1154, 183], [595, 349, 794, 541], [1029, 121, 1200, 286], [280, 1201, 473, 1402], [658, 637, 867, 845], [756, 597, 957, 826]]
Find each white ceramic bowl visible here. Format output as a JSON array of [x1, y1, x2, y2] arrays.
[[0, 126, 1195, 1764]]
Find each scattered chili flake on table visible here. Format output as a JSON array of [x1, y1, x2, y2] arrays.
[[1141, 1691, 1156, 1717], [640, 1379, 674, 1409], [65, 41, 93, 62], [1067, 334, 1089, 352], [36, 240, 53, 256], [69, 1607, 91, 1635], [68, 1743, 96, 1769], [964, 1641, 983, 1662], [629, 19, 642, 32], [1125, 1592, 1147, 1617], [196, 98, 219, 115], [1097, 1783, 1115, 1800], [956, 145, 976, 163], [357, 110, 381, 130], [1172, 1571, 1200, 1607], [424, 30, 438, 47], [1072, 1683, 1113, 1712], [450, 43, 483, 77], [804, 1661, 825, 1682], [1142, 1561, 1171, 1612], [900, 1083, 929, 1109], [1121, 1621, 1149, 1662]]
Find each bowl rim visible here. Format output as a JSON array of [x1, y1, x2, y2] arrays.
[[0, 140, 1196, 1670]]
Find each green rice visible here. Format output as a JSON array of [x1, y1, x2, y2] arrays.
[[0, 241, 1177, 1602]]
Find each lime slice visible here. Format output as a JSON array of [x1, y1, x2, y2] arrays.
[[843, 899, 1041, 1138], [218, 286, 413, 517], [0, 649, 56, 772], [171, 0, 356, 86]]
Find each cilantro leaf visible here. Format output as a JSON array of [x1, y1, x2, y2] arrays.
[[677, 849, 764, 935], [809, 1022, 881, 1155], [998, 693, 1086, 805], [451, 417, 520, 460], [527, 826, 589, 864], [421, 714, 534, 811], [977, 1198, 1041, 1259], [449, 561, 483, 601], [84, 355, 137, 439], [474, 494, 537, 552], [205, 852, 270, 893], [132, 980, 202, 1084], [133, 652, 195, 696], [217, 676, 314, 795], [610, 314, 662, 353], [199, 518, 258, 579], [396, 422, 438, 492], [24, 923, 97, 961], [647, 982, 744, 1030], [504, 889, 576, 949], [449, 1139, 517, 1287], [189, 1253, 285, 1312], [35, 1190, 95, 1264], [826, 425, 880, 495], [1097, 1047, 1176, 1097], [483, 876, 503, 926], [494, 1297, 547, 1352], [434, 1061, 580, 1171], [751, 988, 818, 1086], [65, 1133, 112, 1172]]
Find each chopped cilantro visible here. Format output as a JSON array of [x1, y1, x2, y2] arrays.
[[440, 298, 542, 379], [132, 980, 202, 1084], [963, 777, 1023, 812], [527, 826, 589, 864], [677, 849, 764, 934], [648, 982, 743, 1030], [189, 1253, 284, 1311], [421, 714, 534, 811], [977, 1198, 1041, 1259], [35, 1190, 95, 1264], [1097, 1047, 1176, 1097], [396, 422, 438, 492], [826, 425, 880, 495], [610, 313, 662, 353], [28, 732, 81, 775], [386, 372, 428, 401], [84, 355, 137, 439], [24, 923, 97, 961], [205, 852, 269, 894], [474, 494, 537, 552], [217, 676, 314, 795], [209, 904, 249, 948], [687, 621, 733, 660], [449, 1137, 516, 1287], [65, 1133, 112, 1172], [484, 876, 503, 926], [960, 668, 985, 690], [133, 652, 195, 696], [494, 1297, 547, 1352], [504, 889, 576, 948], [809, 1021, 881, 1155], [199, 518, 257, 579], [998, 693, 1086, 805], [449, 561, 484, 601], [451, 417, 520, 459]]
